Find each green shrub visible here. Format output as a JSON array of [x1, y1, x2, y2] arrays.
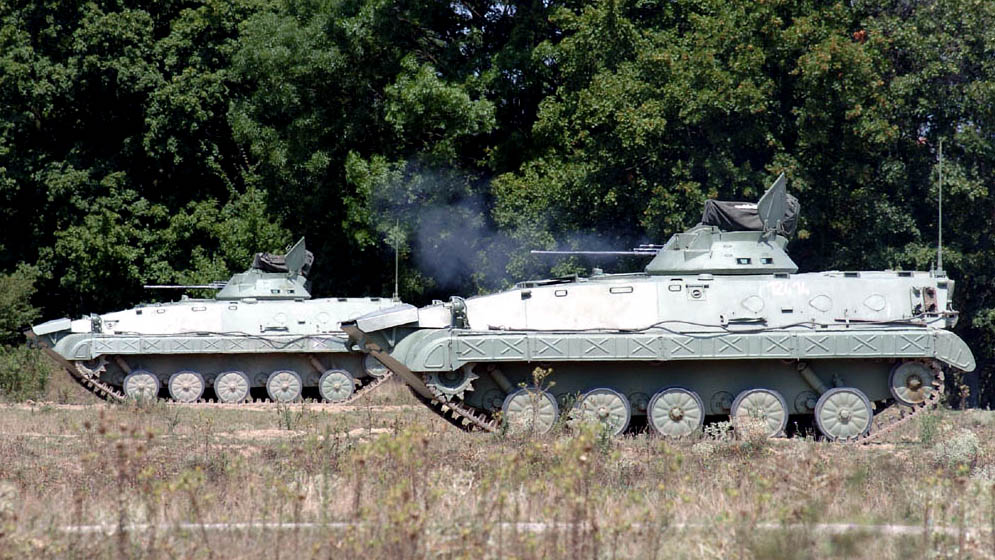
[[0, 263, 50, 401], [0, 264, 41, 344], [0, 345, 50, 401], [931, 428, 979, 469]]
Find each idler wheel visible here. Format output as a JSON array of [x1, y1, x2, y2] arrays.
[[814, 387, 873, 441], [214, 371, 251, 403], [647, 388, 705, 438], [123, 370, 159, 401], [168, 371, 205, 403], [889, 362, 936, 406], [363, 354, 391, 378], [319, 369, 356, 403], [501, 387, 559, 435], [570, 388, 631, 436], [266, 370, 303, 403], [731, 388, 789, 438]]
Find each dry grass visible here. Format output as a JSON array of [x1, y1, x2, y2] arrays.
[[1, 382, 995, 558]]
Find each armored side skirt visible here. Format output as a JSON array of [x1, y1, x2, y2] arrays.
[[51, 332, 353, 361], [394, 328, 975, 373]]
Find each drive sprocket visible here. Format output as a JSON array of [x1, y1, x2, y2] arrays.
[[425, 365, 479, 401]]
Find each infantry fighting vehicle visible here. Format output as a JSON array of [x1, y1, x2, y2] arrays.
[[343, 175, 975, 441], [28, 239, 396, 404]]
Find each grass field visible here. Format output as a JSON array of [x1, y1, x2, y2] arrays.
[[2, 371, 995, 559]]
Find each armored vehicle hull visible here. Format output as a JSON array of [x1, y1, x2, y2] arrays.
[[29, 239, 397, 404], [344, 177, 976, 441]]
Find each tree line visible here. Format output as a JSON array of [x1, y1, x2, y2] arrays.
[[1, 0, 993, 401]]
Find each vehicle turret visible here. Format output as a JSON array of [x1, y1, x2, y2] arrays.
[[215, 237, 314, 300], [645, 173, 798, 275]]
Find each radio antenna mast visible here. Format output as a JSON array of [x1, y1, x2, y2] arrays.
[[937, 138, 944, 276], [393, 220, 400, 301]]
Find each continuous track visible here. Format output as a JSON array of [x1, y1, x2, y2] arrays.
[[420, 380, 499, 432], [61, 352, 395, 407], [855, 359, 945, 445], [406, 359, 950, 442]]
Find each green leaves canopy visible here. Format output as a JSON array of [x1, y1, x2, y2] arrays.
[[0, 0, 993, 395]]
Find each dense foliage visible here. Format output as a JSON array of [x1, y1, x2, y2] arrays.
[[1, 1, 993, 397], [0, 265, 47, 398]]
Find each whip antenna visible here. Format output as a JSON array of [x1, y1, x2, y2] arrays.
[[393, 220, 400, 301], [937, 138, 944, 276]]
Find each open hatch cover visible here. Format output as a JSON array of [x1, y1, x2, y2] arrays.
[[700, 194, 799, 235]]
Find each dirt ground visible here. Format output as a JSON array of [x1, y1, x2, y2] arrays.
[[2, 371, 995, 559]]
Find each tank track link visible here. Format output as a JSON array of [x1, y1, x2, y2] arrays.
[[73, 358, 126, 403], [64, 357, 394, 407], [419, 377, 498, 432], [854, 359, 945, 445]]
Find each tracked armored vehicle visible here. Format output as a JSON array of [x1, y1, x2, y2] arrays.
[[344, 176, 976, 441], [29, 239, 396, 404]]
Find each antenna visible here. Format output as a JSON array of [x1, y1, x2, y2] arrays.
[[937, 138, 944, 276], [393, 220, 400, 301]]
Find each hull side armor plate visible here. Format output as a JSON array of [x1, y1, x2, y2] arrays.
[[403, 329, 974, 372]]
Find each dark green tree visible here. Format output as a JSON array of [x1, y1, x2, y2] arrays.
[[1, 0, 994, 400]]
